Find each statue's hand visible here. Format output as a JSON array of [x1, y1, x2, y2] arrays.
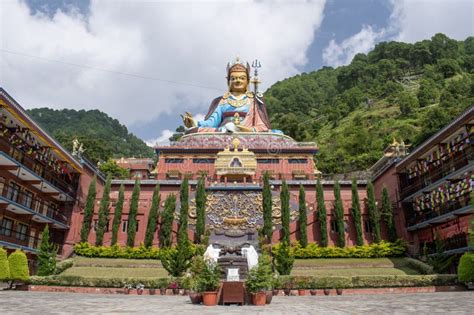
[[181, 111, 196, 128]]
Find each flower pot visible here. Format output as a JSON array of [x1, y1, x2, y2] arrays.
[[137, 288, 144, 295], [298, 289, 307, 296], [265, 290, 273, 304], [310, 290, 317, 296], [172, 288, 180, 295], [323, 289, 330, 296], [160, 288, 166, 295], [189, 292, 202, 304], [272, 289, 279, 296], [336, 288, 343, 295], [202, 291, 218, 306], [251, 292, 266, 306], [149, 289, 156, 295], [283, 288, 291, 296], [124, 288, 130, 295]]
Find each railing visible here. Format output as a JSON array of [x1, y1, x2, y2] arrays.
[[0, 178, 71, 224], [0, 226, 62, 252], [405, 192, 471, 227], [0, 133, 78, 197], [423, 232, 470, 254], [400, 146, 474, 199]]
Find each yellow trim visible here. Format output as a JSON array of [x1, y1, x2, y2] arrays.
[[0, 99, 82, 173]]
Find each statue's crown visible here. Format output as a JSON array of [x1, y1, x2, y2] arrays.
[[226, 57, 250, 78]]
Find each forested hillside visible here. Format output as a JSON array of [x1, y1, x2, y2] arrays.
[[27, 108, 154, 163], [265, 33, 474, 174]]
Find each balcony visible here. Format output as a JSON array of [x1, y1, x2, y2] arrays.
[[405, 192, 473, 230], [0, 132, 78, 198], [400, 145, 474, 199], [0, 179, 71, 228], [423, 232, 472, 255], [0, 227, 62, 254]]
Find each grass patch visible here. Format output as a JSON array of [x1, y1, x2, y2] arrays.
[[293, 257, 411, 268], [73, 256, 162, 268], [61, 266, 168, 278]]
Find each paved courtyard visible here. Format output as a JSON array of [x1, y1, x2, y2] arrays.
[[0, 291, 473, 314]]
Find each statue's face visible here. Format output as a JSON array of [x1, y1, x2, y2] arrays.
[[229, 71, 248, 93]]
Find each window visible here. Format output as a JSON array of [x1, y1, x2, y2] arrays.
[[0, 218, 13, 236], [257, 159, 279, 164], [22, 190, 34, 209], [165, 158, 184, 164], [330, 220, 337, 233], [288, 159, 308, 164], [193, 158, 214, 164], [122, 220, 128, 233], [364, 220, 372, 233], [16, 223, 28, 241], [6, 182, 20, 202], [134, 172, 142, 178]]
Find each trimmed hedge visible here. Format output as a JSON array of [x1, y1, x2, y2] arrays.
[[30, 275, 171, 288], [405, 258, 434, 275], [74, 242, 206, 260], [272, 240, 407, 259], [275, 274, 456, 289], [9, 250, 29, 282], [54, 259, 74, 275], [0, 247, 10, 281], [457, 252, 474, 283]]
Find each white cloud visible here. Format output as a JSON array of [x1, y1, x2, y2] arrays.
[[0, 0, 326, 132], [390, 0, 473, 43], [322, 25, 384, 67], [322, 0, 473, 68], [145, 129, 174, 147]]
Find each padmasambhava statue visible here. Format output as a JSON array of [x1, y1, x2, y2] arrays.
[[182, 58, 281, 134]]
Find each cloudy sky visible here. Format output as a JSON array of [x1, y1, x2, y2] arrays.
[[0, 0, 472, 146]]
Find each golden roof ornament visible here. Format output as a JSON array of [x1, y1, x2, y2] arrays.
[[232, 138, 240, 151]]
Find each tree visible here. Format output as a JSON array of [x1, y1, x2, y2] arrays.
[[398, 92, 419, 117], [8, 250, 29, 287], [178, 177, 190, 245], [144, 184, 160, 247], [80, 176, 97, 243], [194, 175, 207, 244], [95, 174, 112, 246], [417, 79, 440, 107], [262, 172, 273, 243], [127, 178, 141, 247], [351, 178, 364, 246], [367, 182, 381, 243], [280, 180, 290, 244], [37, 225, 57, 276], [298, 185, 308, 248], [316, 179, 328, 247], [381, 187, 397, 242], [159, 194, 176, 248], [436, 58, 461, 78], [428, 234, 453, 273], [99, 159, 130, 179], [333, 181, 345, 248], [274, 240, 294, 276], [110, 184, 124, 246], [0, 247, 10, 282]]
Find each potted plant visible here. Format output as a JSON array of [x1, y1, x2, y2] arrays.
[[309, 278, 317, 296], [136, 283, 145, 295], [158, 278, 169, 295], [124, 283, 133, 295], [272, 276, 281, 296], [245, 254, 273, 306], [297, 278, 307, 296], [168, 280, 180, 295], [282, 277, 294, 296], [195, 256, 221, 306]]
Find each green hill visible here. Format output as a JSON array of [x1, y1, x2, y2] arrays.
[[27, 108, 154, 163], [264, 33, 474, 174]]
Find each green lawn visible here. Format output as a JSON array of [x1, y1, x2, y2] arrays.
[[61, 266, 168, 278], [73, 257, 163, 268], [291, 266, 419, 277], [293, 258, 411, 268]]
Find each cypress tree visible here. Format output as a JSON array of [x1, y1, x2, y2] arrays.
[[8, 250, 29, 286], [127, 178, 141, 247], [80, 176, 96, 243], [95, 174, 112, 246], [280, 180, 290, 244], [381, 187, 397, 242], [110, 184, 124, 246], [195, 175, 206, 244], [298, 185, 308, 248], [262, 171, 273, 243], [160, 194, 176, 248], [316, 179, 328, 247], [144, 184, 161, 247], [37, 225, 57, 276], [351, 178, 364, 246], [333, 181, 345, 248], [178, 176, 190, 244], [367, 182, 381, 243]]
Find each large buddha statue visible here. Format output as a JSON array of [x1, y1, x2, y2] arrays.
[[182, 58, 280, 134]]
